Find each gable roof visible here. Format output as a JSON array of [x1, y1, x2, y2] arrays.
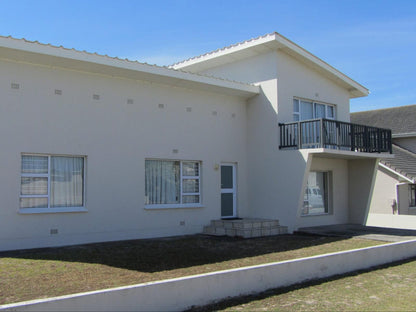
[[381, 144, 416, 183], [351, 104, 416, 136], [0, 36, 259, 98], [171, 32, 369, 99]]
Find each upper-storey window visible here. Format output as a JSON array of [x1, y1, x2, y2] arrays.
[[293, 98, 335, 121]]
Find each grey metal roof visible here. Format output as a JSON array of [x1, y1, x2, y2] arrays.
[[350, 105, 416, 135], [382, 144, 416, 182]]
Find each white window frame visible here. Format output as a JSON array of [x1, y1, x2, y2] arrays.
[[409, 184, 416, 208], [293, 98, 336, 121], [19, 154, 87, 214], [145, 159, 202, 209], [302, 171, 331, 217]]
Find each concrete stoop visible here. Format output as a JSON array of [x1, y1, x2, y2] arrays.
[[203, 218, 288, 238]]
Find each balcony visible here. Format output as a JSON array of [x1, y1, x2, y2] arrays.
[[279, 118, 392, 153]]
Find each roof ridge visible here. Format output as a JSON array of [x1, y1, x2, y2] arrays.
[[169, 32, 278, 67], [0, 35, 257, 88], [351, 104, 416, 114]]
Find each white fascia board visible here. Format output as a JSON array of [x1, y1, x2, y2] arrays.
[[0, 37, 259, 98], [379, 162, 415, 183], [392, 133, 416, 138], [173, 32, 369, 98]]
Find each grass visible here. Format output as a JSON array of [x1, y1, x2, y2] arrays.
[[0, 234, 384, 305], [188, 257, 416, 311]]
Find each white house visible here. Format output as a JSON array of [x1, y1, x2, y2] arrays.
[[0, 32, 392, 251], [351, 105, 416, 218]]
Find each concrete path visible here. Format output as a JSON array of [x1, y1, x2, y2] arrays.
[[297, 224, 416, 242]]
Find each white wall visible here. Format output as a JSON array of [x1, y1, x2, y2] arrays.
[[274, 50, 351, 124], [348, 159, 378, 224], [0, 58, 249, 251], [198, 49, 357, 231], [296, 156, 349, 228], [368, 167, 399, 214]]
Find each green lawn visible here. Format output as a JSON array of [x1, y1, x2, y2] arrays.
[[188, 257, 416, 311], [0, 234, 384, 305]]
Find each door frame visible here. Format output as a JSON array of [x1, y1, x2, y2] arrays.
[[221, 163, 237, 219]]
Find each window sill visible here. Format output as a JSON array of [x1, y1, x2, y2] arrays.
[[19, 207, 88, 214], [145, 204, 204, 210], [301, 212, 330, 217]]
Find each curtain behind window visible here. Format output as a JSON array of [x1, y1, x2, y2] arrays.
[[50, 156, 84, 207], [145, 160, 180, 204]]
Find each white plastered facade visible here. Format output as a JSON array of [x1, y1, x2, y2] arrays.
[[0, 34, 389, 251]]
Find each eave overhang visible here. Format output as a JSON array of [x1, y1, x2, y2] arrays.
[[172, 32, 368, 99], [0, 37, 260, 99], [299, 148, 394, 160]]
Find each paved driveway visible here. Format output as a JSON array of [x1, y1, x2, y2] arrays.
[[297, 224, 416, 242]]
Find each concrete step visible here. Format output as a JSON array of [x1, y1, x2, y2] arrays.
[[203, 218, 288, 238]]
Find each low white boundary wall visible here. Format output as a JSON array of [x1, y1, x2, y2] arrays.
[[2, 239, 416, 312], [366, 213, 416, 230]]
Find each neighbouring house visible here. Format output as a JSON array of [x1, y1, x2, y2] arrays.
[[351, 105, 416, 217], [0, 32, 392, 252]]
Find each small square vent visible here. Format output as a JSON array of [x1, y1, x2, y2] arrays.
[[11, 83, 20, 90]]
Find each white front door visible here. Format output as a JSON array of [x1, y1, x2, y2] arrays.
[[221, 164, 237, 218]]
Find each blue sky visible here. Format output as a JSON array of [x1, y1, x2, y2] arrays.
[[0, 0, 415, 112]]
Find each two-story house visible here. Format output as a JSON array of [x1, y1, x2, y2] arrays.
[[0, 32, 392, 251], [351, 105, 416, 218]]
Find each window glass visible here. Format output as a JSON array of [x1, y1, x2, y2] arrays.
[[302, 172, 329, 215], [300, 101, 313, 120], [409, 185, 416, 207], [293, 99, 299, 112], [182, 162, 199, 176], [21, 155, 48, 174], [182, 179, 199, 193], [50, 157, 84, 207], [20, 197, 48, 209], [20, 155, 85, 209], [182, 195, 199, 204], [145, 160, 180, 205], [293, 98, 336, 121], [145, 159, 201, 206], [21, 177, 48, 195], [221, 165, 233, 189], [315, 103, 326, 118], [327, 106, 335, 119]]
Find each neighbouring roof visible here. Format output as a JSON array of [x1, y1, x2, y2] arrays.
[[351, 105, 416, 136], [0, 36, 259, 98], [171, 32, 369, 99], [381, 144, 416, 183]]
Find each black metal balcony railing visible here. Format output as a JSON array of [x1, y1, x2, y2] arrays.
[[279, 118, 392, 153]]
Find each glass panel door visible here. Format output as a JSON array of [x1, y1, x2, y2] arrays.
[[221, 164, 236, 218]]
